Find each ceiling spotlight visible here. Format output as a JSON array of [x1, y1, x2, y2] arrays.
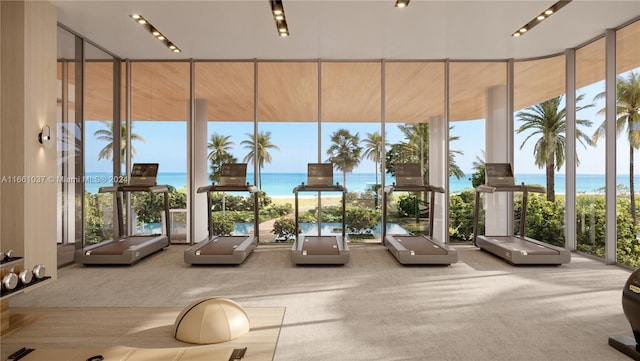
[[395, 0, 410, 7], [270, 1, 290, 37], [130, 14, 182, 53], [511, 1, 571, 37]]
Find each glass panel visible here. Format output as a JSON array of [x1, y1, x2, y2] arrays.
[[616, 20, 640, 267], [321, 62, 381, 242], [449, 62, 505, 242], [83, 43, 116, 246], [56, 26, 82, 266], [196, 62, 256, 242], [130, 62, 189, 242], [576, 38, 606, 259], [258, 62, 318, 242], [514, 56, 566, 247], [385, 62, 444, 240]]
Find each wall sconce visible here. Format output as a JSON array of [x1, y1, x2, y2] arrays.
[[38, 125, 54, 147]]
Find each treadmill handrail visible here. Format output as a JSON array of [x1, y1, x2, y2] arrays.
[[387, 184, 445, 193], [293, 183, 346, 193], [477, 183, 546, 194], [197, 183, 260, 243], [292, 182, 347, 247], [99, 185, 169, 193], [472, 182, 545, 246], [197, 184, 258, 193], [382, 183, 444, 240]]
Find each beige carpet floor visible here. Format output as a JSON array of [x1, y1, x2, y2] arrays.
[[2, 244, 635, 361]]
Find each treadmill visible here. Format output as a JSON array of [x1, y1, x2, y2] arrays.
[[184, 163, 258, 265], [290, 163, 349, 265], [382, 163, 458, 265], [472, 163, 571, 265], [76, 163, 171, 265]]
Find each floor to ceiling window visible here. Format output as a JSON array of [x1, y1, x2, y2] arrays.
[[56, 26, 83, 267], [615, 20, 640, 267], [514, 56, 566, 248], [257, 62, 318, 242], [385, 62, 445, 240], [130, 62, 188, 242], [195, 61, 256, 242], [83, 43, 118, 246], [575, 38, 606, 259], [321, 62, 382, 242], [448, 62, 505, 242]]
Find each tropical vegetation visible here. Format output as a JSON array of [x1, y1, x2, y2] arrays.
[[241, 131, 280, 189], [94, 121, 146, 165], [591, 71, 640, 226], [515, 94, 594, 202], [325, 128, 362, 188]]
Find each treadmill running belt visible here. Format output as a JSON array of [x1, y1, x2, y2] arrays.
[[394, 236, 448, 255], [485, 236, 560, 255], [303, 236, 340, 255], [86, 236, 159, 255], [198, 236, 247, 255]]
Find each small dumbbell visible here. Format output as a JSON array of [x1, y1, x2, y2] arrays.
[[0, 252, 4, 262], [2, 272, 18, 290], [19, 269, 33, 285], [5, 249, 14, 259], [32, 264, 46, 279]]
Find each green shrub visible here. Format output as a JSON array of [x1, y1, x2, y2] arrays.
[[449, 190, 480, 242], [397, 193, 422, 218], [345, 207, 380, 234], [210, 212, 234, 235], [272, 217, 298, 242], [516, 194, 565, 247]]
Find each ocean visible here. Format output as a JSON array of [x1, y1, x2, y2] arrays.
[[83, 172, 632, 195]]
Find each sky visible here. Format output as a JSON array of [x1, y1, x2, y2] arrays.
[[84, 73, 636, 176]]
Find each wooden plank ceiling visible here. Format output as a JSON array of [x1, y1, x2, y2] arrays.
[[76, 20, 638, 124]]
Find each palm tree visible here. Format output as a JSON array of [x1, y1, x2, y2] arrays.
[[94, 120, 146, 164], [326, 129, 362, 188], [592, 71, 640, 225], [362, 131, 385, 186], [449, 132, 465, 179], [240, 131, 280, 189], [207, 133, 237, 183], [516, 94, 594, 202], [398, 123, 465, 180]]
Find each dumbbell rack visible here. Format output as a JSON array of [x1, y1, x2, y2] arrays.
[[1, 256, 51, 335]]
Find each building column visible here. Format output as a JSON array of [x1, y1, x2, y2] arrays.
[[1, 0, 57, 277], [484, 85, 511, 236], [429, 115, 448, 243]]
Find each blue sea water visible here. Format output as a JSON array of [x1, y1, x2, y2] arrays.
[[83, 172, 635, 195]]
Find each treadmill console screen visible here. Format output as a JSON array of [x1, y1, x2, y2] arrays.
[[485, 163, 515, 186], [395, 163, 423, 186], [219, 163, 248, 186], [129, 163, 159, 186], [308, 163, 333, 186]]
